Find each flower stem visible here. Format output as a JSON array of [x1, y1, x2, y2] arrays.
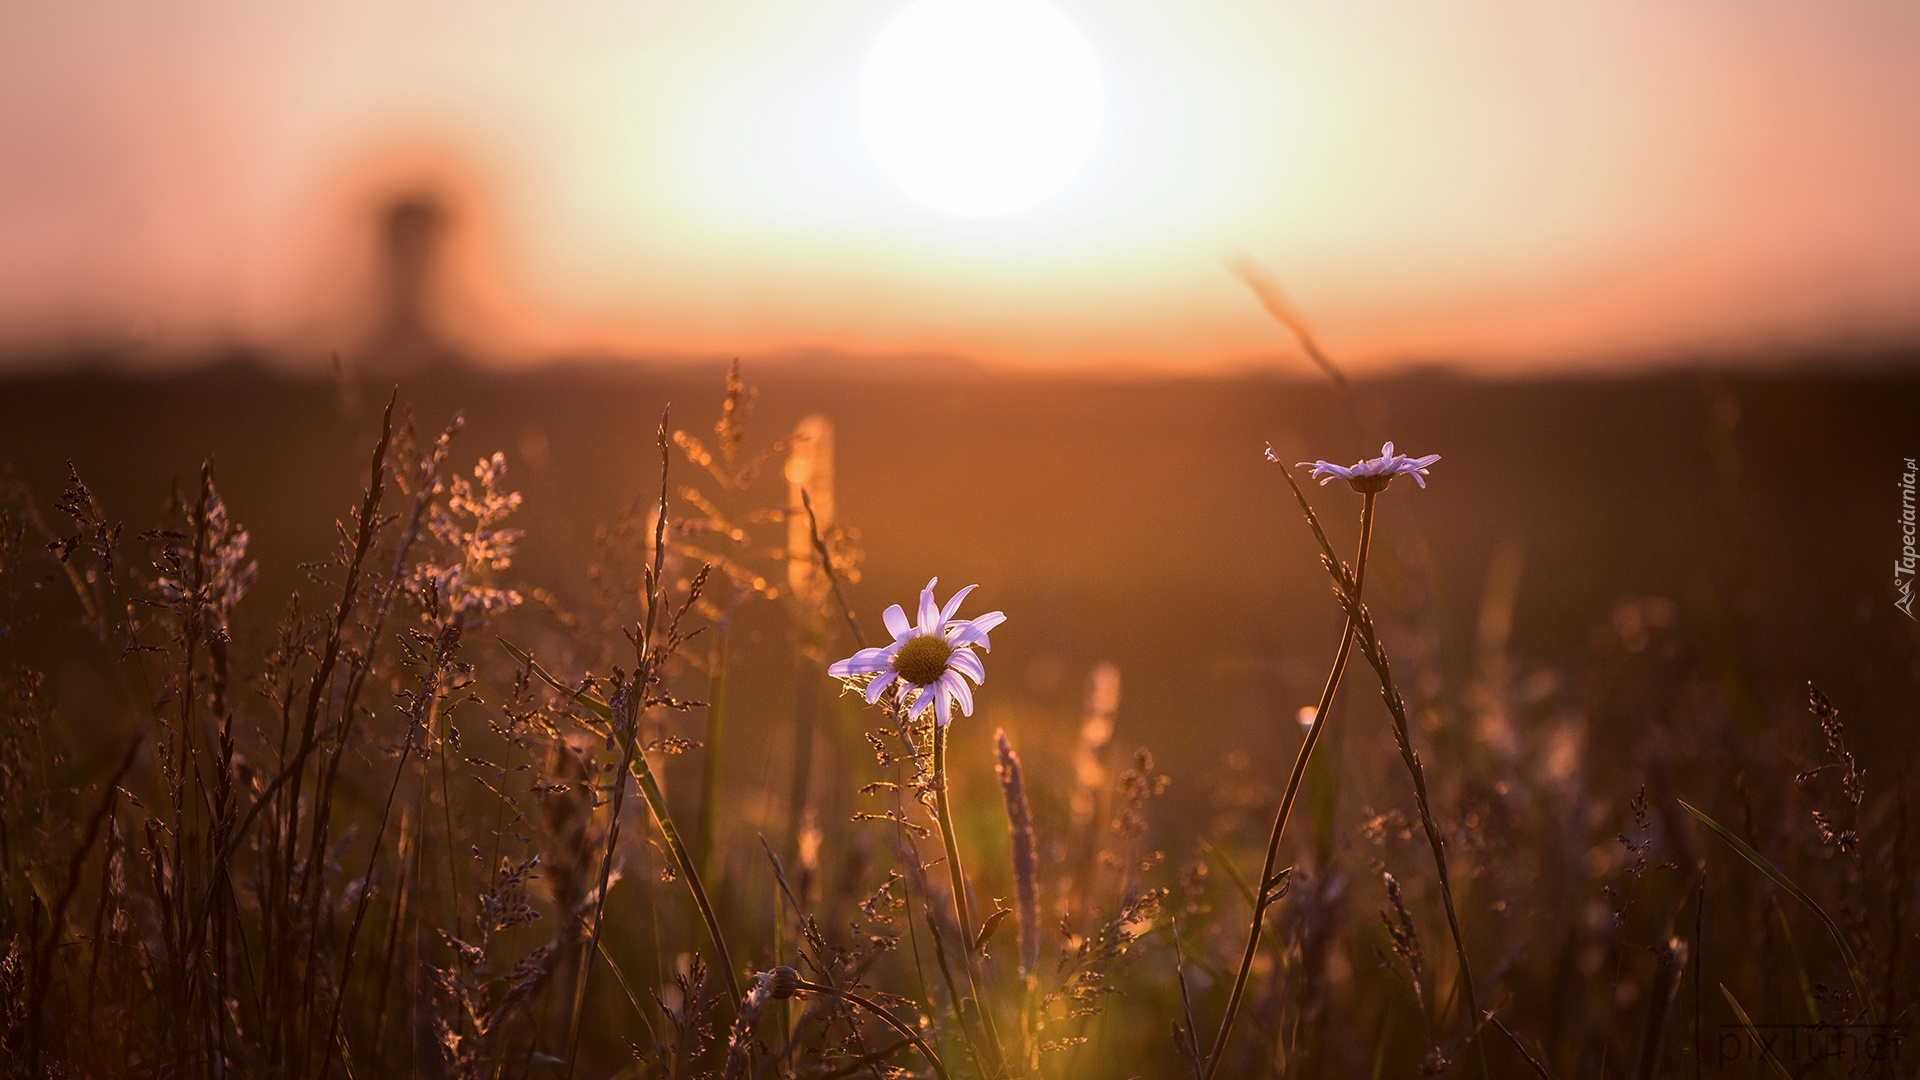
[[932, 722, 1006, 1073], [1201, 489, 1375, 1080], [933, 727, 975, 935]]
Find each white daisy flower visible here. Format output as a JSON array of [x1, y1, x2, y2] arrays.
[[828, 577, 1005, 727], [1289, 441, 1440, 493]]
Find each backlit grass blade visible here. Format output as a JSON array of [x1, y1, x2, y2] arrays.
[[1719, 984, 1793, 1080], [1680, 799, 1872, 1020], [1200, 838, 1259, 912], [503, 635, 740, 1013], [500, 637, 613, 724]]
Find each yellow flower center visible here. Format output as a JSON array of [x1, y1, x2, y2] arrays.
[[893, 634, 954, 687]]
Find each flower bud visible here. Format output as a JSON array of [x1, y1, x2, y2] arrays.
[[767, 965, 800, 1000]]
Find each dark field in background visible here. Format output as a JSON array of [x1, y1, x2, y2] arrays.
[[2, 357, 1917, 1075], [2, 360, 1915, 771]]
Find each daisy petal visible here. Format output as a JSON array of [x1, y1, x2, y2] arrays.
[[1301, 441, 1440, 492], [939, 583, 978, 625], [917, 579, 941, 633], [944, 671, 975, 716], [948, 611, 1006, 650], [829, 646, 894, 677], [948, 648, 986, 684], [842, 579, 1003, 728], [970, 610, 1008, 635], [882, 604, 911, 640]]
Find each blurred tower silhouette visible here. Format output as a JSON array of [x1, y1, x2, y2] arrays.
[[366, 190, 450, 374]]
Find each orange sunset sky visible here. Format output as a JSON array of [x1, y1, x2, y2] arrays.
[[3, 0, 1919, 374]]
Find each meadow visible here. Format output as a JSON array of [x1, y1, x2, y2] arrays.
[[0, 356, 1915, 1078]]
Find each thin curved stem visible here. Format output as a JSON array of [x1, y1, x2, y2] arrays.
[[934, 727, 974, 936], [1202, 488, 1375, 1080], [566, 411, 741, 1079], [793, 979, 952, 1080], [932, 723, 1005, 1072], [801, 488, 866, 650]]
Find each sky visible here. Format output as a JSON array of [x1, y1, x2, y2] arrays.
[[3, 0, 1919, 374]]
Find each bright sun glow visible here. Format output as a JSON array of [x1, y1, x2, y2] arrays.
[[859, 0, 1105, 219]]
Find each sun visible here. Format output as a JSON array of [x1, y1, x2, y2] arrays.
[[858, 0, 1105, 220]]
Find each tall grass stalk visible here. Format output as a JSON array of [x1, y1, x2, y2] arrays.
[[318, 613, 457, 1075], [1277, 459, 1486, 1064], [1678, 798, 1874, 1020], [315, 414, 460, 1076], [1200, 483, 1375, 1080], [561, 410, 741, 1076], [25, 735, 142, 1071], [13, 368, 1919, 1076], [800, 487, 863, 649], [1341, 608, 1483, 1059], [507, 636, 745, 1032], [995, 728, 1041, 1074], [994, 729, 1040, 981]]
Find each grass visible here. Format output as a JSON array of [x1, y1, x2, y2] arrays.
[[0, 359, 1914, 1078]]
